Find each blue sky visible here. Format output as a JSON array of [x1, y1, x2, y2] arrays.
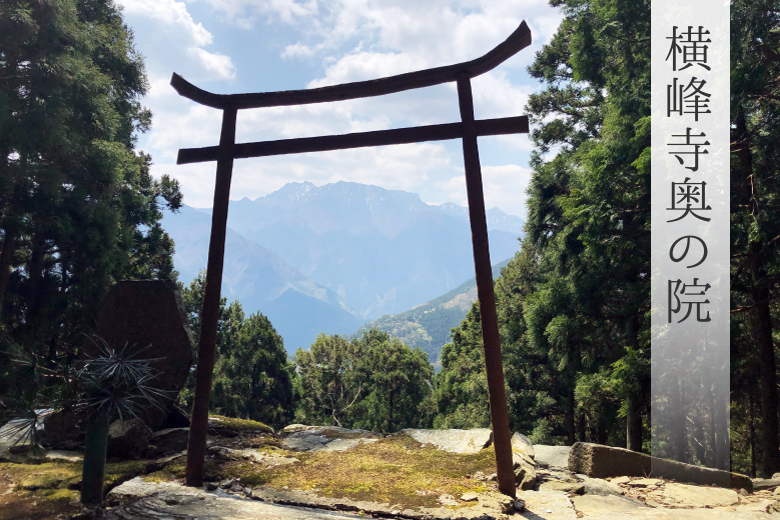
[[119, 0, 563, 219]]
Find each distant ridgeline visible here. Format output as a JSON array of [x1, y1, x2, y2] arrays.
[[350, 258, 512, 369], [161, 181, 525, 353]]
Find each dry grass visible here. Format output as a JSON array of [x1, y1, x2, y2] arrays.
[[156, 433, 495, 509], [0, 460, 151, 519], [1, 422, 498, 513]]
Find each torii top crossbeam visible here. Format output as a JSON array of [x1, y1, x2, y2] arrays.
[[174, 21, 532, 498]]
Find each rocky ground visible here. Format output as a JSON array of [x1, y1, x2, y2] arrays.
[[2, 419, 779, 519]]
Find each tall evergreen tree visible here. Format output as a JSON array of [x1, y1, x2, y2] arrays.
[[520, 0, 651, 450], [351, 329, 432, 432], [211, 312, 294, 429], [295, 333, 363, 427], [178, 271, 293, 428], [730, 0, 780, 477], [0, 0, 181, 359]]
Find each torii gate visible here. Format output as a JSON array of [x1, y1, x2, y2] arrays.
[[173, 21, 532, 497]]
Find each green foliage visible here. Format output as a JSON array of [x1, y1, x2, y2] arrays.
[[211, 312, 294, 429], [431, 0, 780, 467], [295, 329, 433, 432], [352, 260, 510, 367], [294, 333, 362, 427], [431, 305, 490, 430], [0, 331, 167, 504], [728, 0, 780, 477], [0, 0, 181, 385], [351, 329, 433, 432], [431, 0, 652, 449], [178, 271, 294, 429]]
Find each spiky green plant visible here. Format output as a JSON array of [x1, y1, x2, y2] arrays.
[[76, 336, 171, 504], [0, 333, 171, 504]]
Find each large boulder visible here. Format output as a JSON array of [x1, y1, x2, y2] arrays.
[[107, 418, 152, 460], [40, 409, 83, 450], [399, 428, 492, 454], [582, 477, 625, 496], [92, 280, 194, 430], [568, 442, 753, 491], [158, 405, 190, 429], [535, 445, 572, 468], [511, 432, 537, 490], [149, 427, 189, 456], [511, 432, 536, 460]]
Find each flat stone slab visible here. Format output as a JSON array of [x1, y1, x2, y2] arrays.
[[107, 478, 366, 519], [662, 482, 739, 508], [579, 509, 776, 519], [211, 446, 300, 466], [281, 427, 378, 452], [572, 494, 646, 516], [318, 437, 378, 452], [568, 442, 753, 491], [400, 428, 492, 454], [582, 477, 624, 496], [252, 485, 516, 519], [44, 450, 83, 462], [534, 445, 572, 468], [538, 481, 584, 494], [753, 478, 780, 491], [517, 490, 578, 520]]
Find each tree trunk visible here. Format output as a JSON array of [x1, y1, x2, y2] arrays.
[[750, 392, 757, 478], [578, 412, 586, 442], [81, 413, 109, 504], [735, 109, 780, 477], [566, 390, 575, 446], [753, 276, 779, 477], [692, 402, 707, 465], [667, 378, 686, 460], [0, 225, 14, 320], [626, 394, 643, 452], [624, 315, 644, 452], [713, 386, 729, 471], [597, 413, 608, 445]]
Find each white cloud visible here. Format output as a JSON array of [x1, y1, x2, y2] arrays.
[[191, 48, 237, 79], [125, 0, 562, 217], [308, 52, 429, 87], [481, 164, 533, 218], [199, 0, 319, 25], [282, 42, 316, 58], [118, 0, 236, 82], [119, 0, 213, 46]]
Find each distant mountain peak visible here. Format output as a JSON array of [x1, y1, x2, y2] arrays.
[[267, 181, 316, 203]]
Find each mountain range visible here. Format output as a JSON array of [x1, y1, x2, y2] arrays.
[[161, 181, 525, 354]]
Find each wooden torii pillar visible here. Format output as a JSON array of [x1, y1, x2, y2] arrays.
[[172, 21, 532, 497]]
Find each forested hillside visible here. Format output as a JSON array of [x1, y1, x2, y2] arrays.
[[432, 0, 780, 479], [352, 259, 511, 367]]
